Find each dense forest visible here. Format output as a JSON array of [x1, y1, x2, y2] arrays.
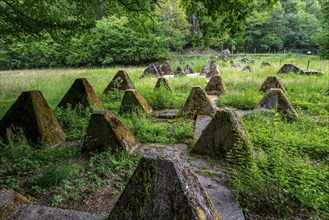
[[0, 0, 328, 69]]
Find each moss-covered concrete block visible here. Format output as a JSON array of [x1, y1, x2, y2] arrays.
[[0, 90, 66, 145], [0, 189, 30, 219], [278, 63, 302, 74], [259, 76, 286, 93], [205, 75, 227, 96], [119, 89, 152, 114], [191, 108, 251, 159], [180, 86, 216, 116], [108, 149, 221, 220], [154, 77, 172, 91], [161, 61, 174, 75], [84, 110, 138, 152], [256, 88, 298, 118], [58, 78, 102, 109], [140, 63, 162, 78], [103, 70, 135, 94]]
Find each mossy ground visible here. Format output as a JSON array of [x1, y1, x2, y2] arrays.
[[0, 54, 328, 219]]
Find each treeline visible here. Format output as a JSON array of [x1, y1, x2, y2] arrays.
[[0, 0, 328, 70]]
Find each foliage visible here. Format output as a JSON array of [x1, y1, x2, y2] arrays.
[[227, 110, 329, 219]]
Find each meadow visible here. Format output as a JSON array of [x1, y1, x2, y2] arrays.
[[0, 54, 328, 219]]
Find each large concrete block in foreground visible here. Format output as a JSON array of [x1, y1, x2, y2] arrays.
[[191, 108, 250, 159], [180, 86, 216, 116], [108, 149, 221, 220], [84, 110, 138, 152], [0, 90, 66, 145], [58, 78, 102, 109], [103, 70, 135, 93], [0, 189, 30, 219]]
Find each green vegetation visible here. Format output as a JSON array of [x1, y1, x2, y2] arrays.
[[0, 54, 328, 218]]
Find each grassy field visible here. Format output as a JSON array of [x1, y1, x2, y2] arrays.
[[0, 54, 328, 219]]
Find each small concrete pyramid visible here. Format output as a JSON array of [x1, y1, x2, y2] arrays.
[[120, 89, 152, 114], [154, 77, 172, 91], [259, 76, 286, 93], [175, 66, 185, 76], [200, 66, 210, 76], [180, 86, 216, 116], [0, 91, 66, 145], [58, 78, 102, 109], [184, 64, 194, 74], [191, 108, 250, 158], [140, 63, 162, 78], [241, 65, 253, 72], [108, 149, 221, 220], [103, 70, 135, 94], [205, 75, 227, 95], [278, 64, 301, 74], [161, 61, 174, 75], [84, 110, 138, 153], [256, 88, 298, 118]]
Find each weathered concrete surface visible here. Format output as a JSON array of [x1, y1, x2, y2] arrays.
[[194, 115, 212, 141], [141, 63, 163, 78], [175, 66, 185, 76], [277, 63, 301, 74], [119, 89, 153, 114], [0, 189, 30, 219], [180, 86, 216, 116], [58, 78, 102, 109], [261, 62, 271, 68], [161, 61, 174, 75], [152, 109, 180, 119], [154, 77, 172, 91], [190, 159, 245, 220], [259, 76, 286, 93], [84, 110, 138, 153], [191, 108, 251, 159], [205, 75, 227, 96], [9, 204, 104, 220], [0, 90, 66, 145], [108, 148, 221, 220], [300, 68, 323, 76], [200, 66, 210, 76], [103, 70, 135, 93], [256, 88, 298, 118]]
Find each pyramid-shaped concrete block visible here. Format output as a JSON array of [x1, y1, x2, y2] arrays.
[[161, 61, 174, 75], [154, 77, 172, 91], [205, 75, 227, 95], [140, 63, 162, 78], [58, 78, 102, 109], [0, 91, 66, 145], [103, 70, 135, 94], [241, 65, 254, 72], [108, 149, 221, 220], [278, 64, 302, 74], [184, 64, 194, 74], [259, 76, 286, 93], [180, 86, 216, 116], [256, 88, 298, 118], [84, 110, 138, 153], [191, 108, 250, 158], [119, 89, 152, 114]]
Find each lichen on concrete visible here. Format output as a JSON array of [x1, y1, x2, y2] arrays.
[[0, 189, 30, 219], [191, 108, 251, 159], [256, 88, 298, 119], [108, 148, 221, 220], [180, 86, 216, 116], [84, 110, 138, 152], [205, 75, 227, 96], [119, 89, 153, 114], [0, 90, 66, 146], [103, 70, 135, 93], [58, 78, 102, 109], [259, 76, 286, 93]]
